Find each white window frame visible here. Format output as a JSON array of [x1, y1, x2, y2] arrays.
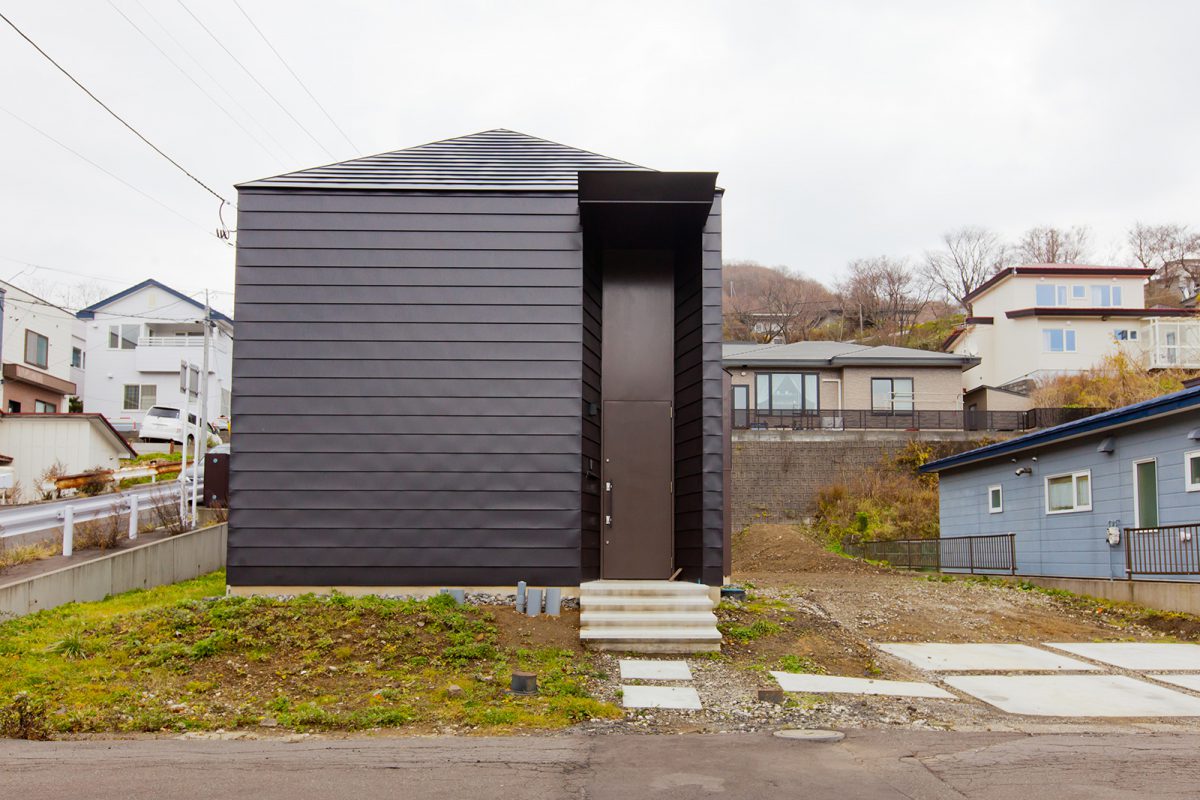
[[1044, 469, 1092, 514], [1071, 284, 1086, 300], [1132, 457, 1159, 529], [1043, 328, 1077, 353], [1185, 450, 1200, 493], [988, 484, 1003, 514]]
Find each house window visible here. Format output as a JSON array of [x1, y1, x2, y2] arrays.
[[1186, 451, 1200, 493], [754, 372, 818, 413], [71, 347, 85, 368], [1071, 285, 1086, 300], [24, 330, 48, 369], [108, 324, 140, 350], [1043, 328, 1077, 352], [1092, 285, 1122, 307], [988, 484, 1003, 514], [34, 399, 56, 413], [1133, 458, 1159, 528], [1045, 470, 1092, 514], [221, 388, 232, 418], [1114, 329, 1139, 342], [123, 384, 157, 411], [871, 377, 914, 413], [1036, 284, 1067, 306]]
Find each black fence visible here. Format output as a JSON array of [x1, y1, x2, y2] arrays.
[[846, 534, 1016, 574], [733, 407, 1105, 433], [1125, 523, 1200, 576]]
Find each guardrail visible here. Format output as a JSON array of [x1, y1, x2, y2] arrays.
[[1125, 523, 1200, 576], [846, 533, 1016, 574], [0, 473, 201, 556], [733, 407, 1106, 433]]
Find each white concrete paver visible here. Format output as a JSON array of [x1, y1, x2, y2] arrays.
[[619, 660, 692, 681], [771, 672, 956, 699], [621, 685, 702, 710], [878, 642, 1100, 672], [1152, 674, 1200, 692], [944, 674, 1200, 717], [1046, 642, 1200, 671]]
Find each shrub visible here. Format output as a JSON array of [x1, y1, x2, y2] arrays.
[[0, 693, 51, 740], [1033, 350, 1198, 408]]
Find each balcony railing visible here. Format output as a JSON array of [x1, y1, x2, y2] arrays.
[[138, 336, 205, 347], [732, 407, 1105, 433]]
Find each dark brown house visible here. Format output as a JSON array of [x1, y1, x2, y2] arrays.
[[228, 130, 726, 598]]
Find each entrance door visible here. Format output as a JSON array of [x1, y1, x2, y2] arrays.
[[1134, 458, 1159, 528], [601, 401, 673, 579]]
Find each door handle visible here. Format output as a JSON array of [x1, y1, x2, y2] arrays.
[[606, 480, 613, 527]]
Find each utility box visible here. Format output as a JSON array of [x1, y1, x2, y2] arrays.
[[204, 452, 229, 508]]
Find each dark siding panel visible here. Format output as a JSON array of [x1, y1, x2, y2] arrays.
[[673, 200, 724, 584], [580, 244, 602, 580], [229, 190, 584, 587]]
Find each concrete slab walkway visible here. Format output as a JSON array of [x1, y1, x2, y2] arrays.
[[878, 643, 1099, 672], [1047, 642, 1200, 671], [943, 674, 1200, 717]]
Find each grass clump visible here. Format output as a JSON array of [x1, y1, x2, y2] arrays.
[[720, 619, 782, 643]]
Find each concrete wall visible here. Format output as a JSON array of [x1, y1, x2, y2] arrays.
[[999, 574, 1200, 617], [731, 430, 991, 531], [938, 412, 1200, 580], [0, 523, 227, 619]]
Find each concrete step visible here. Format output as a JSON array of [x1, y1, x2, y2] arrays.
[[580, 580, 713, 598], [583, 639, 722, 654], [582, 595, 715, 613], [580, 611, 718, 629], [580, 626, 723, 654]]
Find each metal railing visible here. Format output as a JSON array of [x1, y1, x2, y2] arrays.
[[1124, 523, 1200, 577], [0, 474, 201, 556], [847, 533, 1016, 574], [733, 407, 1105, 433]]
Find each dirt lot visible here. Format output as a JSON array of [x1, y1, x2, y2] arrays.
[[580, 524, 1200, 736]]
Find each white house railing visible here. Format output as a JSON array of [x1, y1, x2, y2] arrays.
[[138, 336, 205, 347], [1143, 318, 1200, 369]]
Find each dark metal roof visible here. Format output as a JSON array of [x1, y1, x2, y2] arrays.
[[76, 279, 233, 324], [238, 129, 652, 191], [722, 341, 980, 369], [921, 385, 1200, 473]]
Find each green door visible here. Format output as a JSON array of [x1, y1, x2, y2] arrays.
[[1135, 460, 1159, 528]]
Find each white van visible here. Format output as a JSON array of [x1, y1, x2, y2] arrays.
[[139, 406, 222, 448]]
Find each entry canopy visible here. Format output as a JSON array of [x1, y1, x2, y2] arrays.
[[578, 171, 719, 246]]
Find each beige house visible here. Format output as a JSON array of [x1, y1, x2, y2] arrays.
[[946, 263, 1200, 393], [0, 413, 136, 500], [723, 341, 979, 430], [1, 280, 78, 414]]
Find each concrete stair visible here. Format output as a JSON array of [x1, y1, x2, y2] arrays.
[[579, 580, 722, 653]]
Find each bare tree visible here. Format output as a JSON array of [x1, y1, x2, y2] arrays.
[[1127, 222, 1200, 304], [838, 257, 931, 344], [920, 226, 1009, 312], [1014, 225, 1092, 264], [723, 260, 833, 342]]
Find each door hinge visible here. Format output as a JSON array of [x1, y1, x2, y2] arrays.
[[669, 480, 674, 494]]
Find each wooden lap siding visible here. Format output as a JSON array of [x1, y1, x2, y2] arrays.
[[674, 195, 724, 584], [228, 190, 585, 586]]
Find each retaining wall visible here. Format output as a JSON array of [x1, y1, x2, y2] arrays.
[[0, 523, 227, 619], [731, 430, 999, 531], [999, 574, 1200, 617]]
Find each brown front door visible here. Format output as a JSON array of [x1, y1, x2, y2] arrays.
[[601, 400, 673, 579]]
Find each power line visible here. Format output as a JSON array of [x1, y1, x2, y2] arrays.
[[174, 0, 336, 159], [129, 0, 300, 164], [105, 0, 286, 164], [0, 10, 229, 204], [230, 0, 358, 152], [0, 104, 220, 240]]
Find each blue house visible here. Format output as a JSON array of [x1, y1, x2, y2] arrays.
[[921, 387, 1200, 581]]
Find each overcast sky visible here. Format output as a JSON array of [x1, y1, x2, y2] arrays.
[[2, 1, 1198, 313]]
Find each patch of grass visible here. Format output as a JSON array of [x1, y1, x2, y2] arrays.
[[775, 654, 824, 674], [0, 541, 58, 573], [720, 619, 782, 643], [0, 570, 620, 735]]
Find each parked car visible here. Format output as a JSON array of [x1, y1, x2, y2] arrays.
[[139, 406, 221, 448]]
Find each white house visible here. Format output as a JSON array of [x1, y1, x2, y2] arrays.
[[946, 263, 1200, 392], [0, 280, 78, 414], [76, 280, 233, 433]]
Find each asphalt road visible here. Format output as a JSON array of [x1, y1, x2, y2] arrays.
[[3, 730, 1199, 799]]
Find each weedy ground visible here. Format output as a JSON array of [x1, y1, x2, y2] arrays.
[[0, 571, 618, 737]]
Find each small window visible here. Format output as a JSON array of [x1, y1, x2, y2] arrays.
[[988, 485, 1003, 513], [1045, 470, 1092, 514], [24, 330, 48, 369], [1072, 285, 1086, 299], [33, 400, 56, 414], [1036, 284, 1067, 306], [123, 384, 158, 411], [109, 324, 140, 350], [1186, 451, 1200, 493], [1043, 328, 1077, 352], [1113, 329, 1138, 342], [71, 347, 85, 368], [871, 377, 915, 413]]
